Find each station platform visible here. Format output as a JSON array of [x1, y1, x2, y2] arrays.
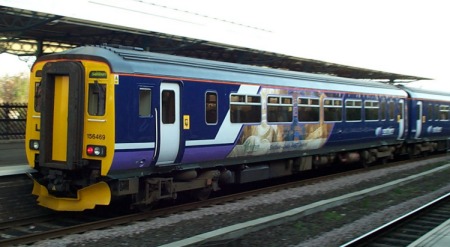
[[408, 218, 450, 247], [0, 140, 31, 175], [0, 164, 34, 176]]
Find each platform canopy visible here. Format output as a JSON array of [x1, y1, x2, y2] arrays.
[[0, 2, 428, 82]]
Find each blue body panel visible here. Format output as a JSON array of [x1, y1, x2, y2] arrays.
[[406, 95, 450, 142], [111, 75, 408, 172]]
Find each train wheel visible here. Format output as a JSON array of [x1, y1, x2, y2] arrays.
[[408, 146, 415, 159], [360, 151, 370, 168], [361, 158, 369, 168], [193, 187, 212, 201]]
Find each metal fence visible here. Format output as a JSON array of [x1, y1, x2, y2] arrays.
[[0, 103, 27, 140]]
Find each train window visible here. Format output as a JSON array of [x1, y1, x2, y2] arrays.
[[139, 88, 152, 117], [205, 92, 218, 124], [365, 100, 379, 121], [416, 106, 421, 121], [439, 105, 449, 121], [88, 81, 106, 116], [380, 101, 386, 121], [435, 104, 440, 121], [398, 101, 404, 120], [162, 90, 175, 124], [230, 94, 261, 123], [267, 96, 293, 123], [324, 98, 343, 122], [231, 95, 245, 103], [34, 81, 42, 112], [298, 97, 319, 122], [427, 104, 433, 121], [345, 99, 362, 121], [388, 101, 395, 121]]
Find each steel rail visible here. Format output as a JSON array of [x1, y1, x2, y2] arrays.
[[341, 192, 450, 247]]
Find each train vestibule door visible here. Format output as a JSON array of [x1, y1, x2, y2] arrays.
[[397, 99, 406, 140], [39, 61, 84, 170], [415, 101, 423, 139], [156, 82, 180, 165]]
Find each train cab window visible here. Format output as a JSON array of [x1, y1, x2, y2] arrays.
[[88, 81, 106, 116], [139, 88, 152, 117], [230, 94, 261, 123], [388, 101, 395, 121], [162, 90, 175, 124], [267, 96, 293, 123], [298, 97, 319, 122], [205, 92, 218, 124], [365, 100, 379, 121], [34, 81, 42, 112], [439, 105, 449, 121], [346, 99, 362, 122], [324, 98, 343, 122]]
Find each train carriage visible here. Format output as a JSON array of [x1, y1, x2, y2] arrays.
[[401, 86, 450, 155], [26, 45, 421, 211]]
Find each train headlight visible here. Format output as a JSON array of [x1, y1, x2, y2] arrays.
[[86, 145, 106, 157], [29, 140, 40, 150]]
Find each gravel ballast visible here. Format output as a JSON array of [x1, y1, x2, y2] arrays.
[[27, 156, 450, 247]]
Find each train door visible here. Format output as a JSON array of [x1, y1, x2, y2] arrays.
[[156, 82, 180, 165], [397, 99, 406, 140], [39, 62, 84, 169], [415, 101, 423, 139]]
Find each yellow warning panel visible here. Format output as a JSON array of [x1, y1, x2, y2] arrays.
[[183, 115, 190, 130]]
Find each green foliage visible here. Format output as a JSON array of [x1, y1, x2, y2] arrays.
[[358, 197, 371, 209], [293, 221, 305, 231], [323, 211, 344, 221], [0, 73, 29, 103]]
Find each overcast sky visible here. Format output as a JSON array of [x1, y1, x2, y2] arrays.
[[1, 0, 449, 91]]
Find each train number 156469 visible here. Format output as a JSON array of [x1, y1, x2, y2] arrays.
[[87, 134, 106, 140]]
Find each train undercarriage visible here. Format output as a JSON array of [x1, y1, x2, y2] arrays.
[[109, 139, 449, 209], [29, 138, 449, 211]]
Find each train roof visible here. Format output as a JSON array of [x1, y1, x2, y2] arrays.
[[399, 85, 450, 102], [37, 45, 407, 97]]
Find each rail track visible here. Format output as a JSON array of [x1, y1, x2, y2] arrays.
[[342, 192, 450, 247], [0, 155, 448, 246]]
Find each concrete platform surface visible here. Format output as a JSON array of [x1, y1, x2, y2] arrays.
[[0, 140, 27, 167], [408, 218, 450, 247]]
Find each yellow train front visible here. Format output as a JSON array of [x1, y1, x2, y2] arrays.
[[26, 50, 116, 211]]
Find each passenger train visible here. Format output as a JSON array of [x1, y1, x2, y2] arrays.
[[25, 45, 450, 211]]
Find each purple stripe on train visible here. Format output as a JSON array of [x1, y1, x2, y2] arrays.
[[110, 150, 155, 170], [181, 145, 234, 163]]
